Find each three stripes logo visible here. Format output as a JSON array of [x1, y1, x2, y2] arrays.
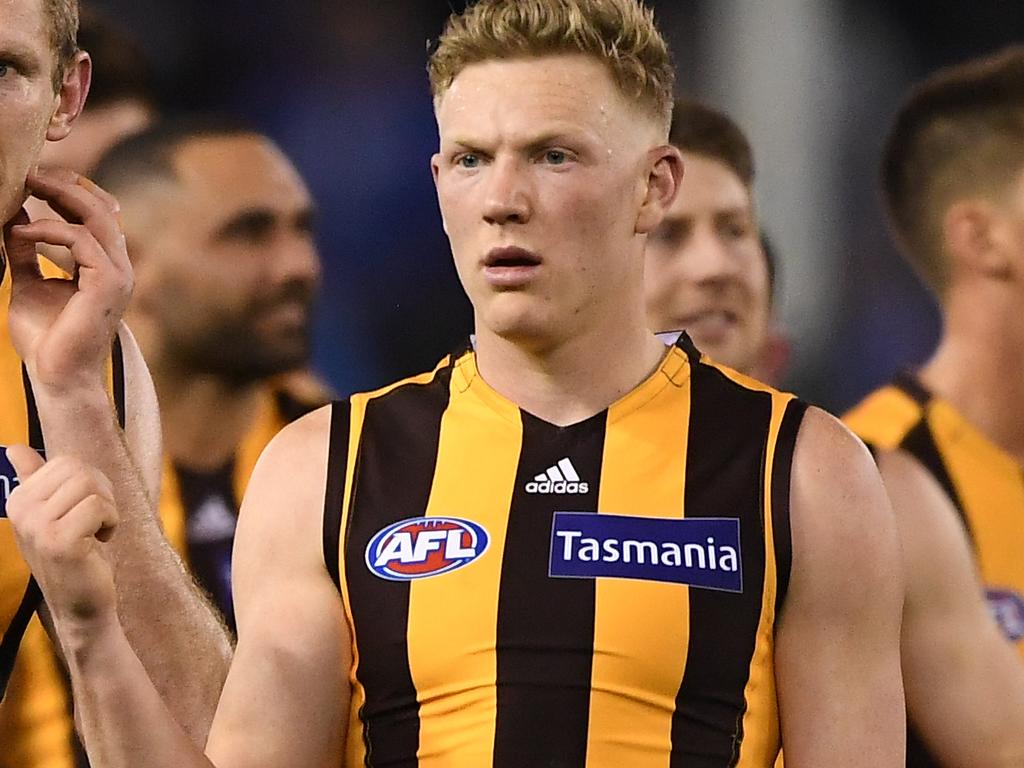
[[525, 457, 589, 495]]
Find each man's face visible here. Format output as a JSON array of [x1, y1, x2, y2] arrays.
[[0, 0, 63, 224], [129, 135, 321, 384], [432, 54, 664, 351], [644, 152, 771, 374]]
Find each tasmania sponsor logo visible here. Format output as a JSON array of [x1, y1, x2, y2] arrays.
[[365, 516, 490, 581], [549, 512, 742, 592], [987, 588, 1024, 642], [525, 458, 589, 495]]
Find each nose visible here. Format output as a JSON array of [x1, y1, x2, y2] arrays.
[[684, 228, 742, 285], [276, 233, 322, 290], [482, 156, 532, 226]]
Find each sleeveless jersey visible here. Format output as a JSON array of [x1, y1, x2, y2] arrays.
[[325, 336, 807, 767], [0, 257, 126, 767], [844, 373, 1024, 767], [159, 385, 325, 628]]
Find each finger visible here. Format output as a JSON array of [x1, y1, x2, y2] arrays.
[[8, 220, 108, 272], [10, 455, 85, 505], [29, 167, 120, 217], [25, 170, 127, 271], [6, 444, 45, 480], [42, 470, 115, 522], [56, 494, 118, 545], [2, 209, 44, 283]]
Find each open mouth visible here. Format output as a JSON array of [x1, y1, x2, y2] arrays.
[[484, 246, 542, 268]]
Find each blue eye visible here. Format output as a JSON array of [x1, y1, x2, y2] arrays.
[[545, 150, 568, 165], [0, 64, 8, 78], [458, 154, 480, 169]]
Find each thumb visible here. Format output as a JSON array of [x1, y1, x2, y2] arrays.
[[3, 208, 44, 283], [7, 445, 45, 480]]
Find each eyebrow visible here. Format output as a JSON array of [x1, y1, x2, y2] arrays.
[[445, 129, 595, 154], [214, 205, 318, 241], [0, 42, 43, 75]]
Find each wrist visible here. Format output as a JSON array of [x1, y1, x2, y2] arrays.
[[57, 607, 127, 673]]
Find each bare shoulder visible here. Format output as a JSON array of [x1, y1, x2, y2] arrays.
[[241, 403, 335, 542], [790, 406, 896, 540], [787, 407, 901, 607]]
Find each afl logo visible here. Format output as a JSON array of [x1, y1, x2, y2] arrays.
[[365, 517, 490, 581]]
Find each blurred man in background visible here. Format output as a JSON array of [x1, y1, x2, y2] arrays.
[[0, 1, 230, 766], [845, 46, 1024, 766], [92, 118, 329, 632], [644, 98, 788, 384]]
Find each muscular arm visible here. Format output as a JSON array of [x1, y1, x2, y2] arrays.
[[776, 408, 905, 765], [878, 449, 1024, 767], [21, 406, 350, 767]]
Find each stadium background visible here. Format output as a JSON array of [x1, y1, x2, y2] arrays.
[[82, 0, 1024, 410]]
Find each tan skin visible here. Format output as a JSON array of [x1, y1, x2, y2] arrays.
[[1, 0, 230, 749], [5, 53, 903, 766], [122, 134, 321, 472]]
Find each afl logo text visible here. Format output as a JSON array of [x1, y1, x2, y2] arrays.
[[366, 516, 490, 581]]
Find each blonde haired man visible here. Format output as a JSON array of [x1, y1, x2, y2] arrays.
[[12, 2, 904, 766]]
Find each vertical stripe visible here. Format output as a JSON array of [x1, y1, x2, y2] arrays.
[[111, 334, 126, 429], [406, 375, 521, 767], [671, 364, 771, 767], [769, 400, 806, 618], [734, 395, 801, 767], [585, 363, 691, 767], [20, 366, 43, 450], [345, 365, 453, 767], [900, 419, 972, 538], [323, 401, 350, 591], [0, 579, 42, 700], [493, 410, 607, 768]]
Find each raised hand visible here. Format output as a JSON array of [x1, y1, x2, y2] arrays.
[[3, 167, 132, 394], [5, 445, 119, 630]]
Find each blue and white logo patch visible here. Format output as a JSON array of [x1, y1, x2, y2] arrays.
[[549, 512, 742, 592], [987, 588, 1024, 642], [365, 516, 490, 581]]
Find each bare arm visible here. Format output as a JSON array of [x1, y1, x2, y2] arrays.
[[6, 169, 230, 743], [776, 408, 905, 766], [878, 449, 1024, 767], [8, 406, 350, 767]]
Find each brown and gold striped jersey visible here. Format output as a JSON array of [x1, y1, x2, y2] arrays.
[[845, 373, 1024, 768], [325, 335, 807, 767]]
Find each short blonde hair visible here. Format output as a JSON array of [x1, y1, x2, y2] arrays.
[[428, 0, 675, 133]]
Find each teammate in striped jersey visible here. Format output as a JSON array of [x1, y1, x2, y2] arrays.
[[16, 2, 904, 766], [644, 98, 789, 385], [0, 0, 230, 760], [844, 47, 1024, 766]]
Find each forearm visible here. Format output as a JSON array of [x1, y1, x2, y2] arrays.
[[62, 614, 217, 768], [33, 382, 231, 743]]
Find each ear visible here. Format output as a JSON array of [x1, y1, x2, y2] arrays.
[[636, 145, 684, 235], [943, 198, 1012, 281], [430, 152, 450, 235], [46, 51, 92, 142]]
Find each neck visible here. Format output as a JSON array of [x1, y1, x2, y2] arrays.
[[473, 313, 666, 427], [149, 355, 266, 473], [920, 279, 1024, 462]]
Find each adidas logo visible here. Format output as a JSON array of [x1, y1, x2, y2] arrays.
[[525, 458, 590, 495]]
